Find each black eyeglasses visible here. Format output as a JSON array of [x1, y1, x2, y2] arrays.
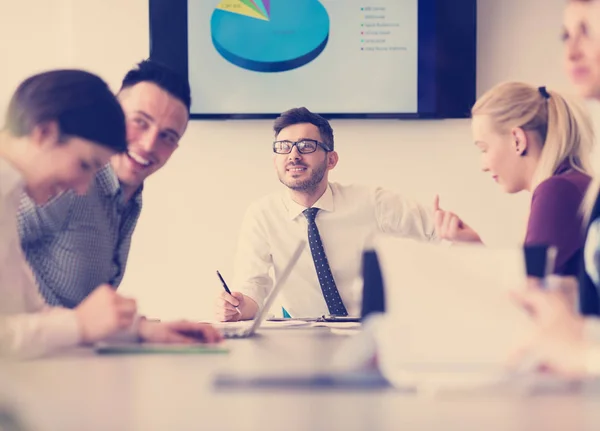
[[273, 139, 332, 154]]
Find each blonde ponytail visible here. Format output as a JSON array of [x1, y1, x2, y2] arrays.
[[472, 82, 594, 191], [531, 89, 594, 188]]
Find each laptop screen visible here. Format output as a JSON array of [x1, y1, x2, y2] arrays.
[[247, 240, 307, 332]]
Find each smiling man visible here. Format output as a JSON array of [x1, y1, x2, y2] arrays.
[[216, 107, 437, 321], [17, 60, 190, 307]]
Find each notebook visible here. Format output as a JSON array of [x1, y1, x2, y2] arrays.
[[95, 342, 229, 355]]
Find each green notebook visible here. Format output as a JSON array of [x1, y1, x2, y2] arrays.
[[95, 342, 230, 355]]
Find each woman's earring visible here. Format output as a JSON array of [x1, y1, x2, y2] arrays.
[[515, 140, 526, 156]]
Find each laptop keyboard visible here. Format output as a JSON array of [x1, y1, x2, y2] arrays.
[[224, 332, 246, 339]]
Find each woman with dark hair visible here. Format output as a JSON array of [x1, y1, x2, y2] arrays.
[[0, 69, 221, 358]]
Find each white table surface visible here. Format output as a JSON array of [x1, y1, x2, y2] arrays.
[[3, 327, 600, 431]]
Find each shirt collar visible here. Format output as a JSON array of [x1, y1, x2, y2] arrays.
[[0, 158, 25, 199], [284, 183, 335, 220], [129, 184, 144, 207], [96, 164, 143, 203], [96, 164, 122, 197]]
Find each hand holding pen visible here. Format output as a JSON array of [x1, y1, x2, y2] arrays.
[[216, 270, 243, 320]]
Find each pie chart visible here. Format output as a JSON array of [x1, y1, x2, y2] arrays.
[[210, 0, 330, 72]]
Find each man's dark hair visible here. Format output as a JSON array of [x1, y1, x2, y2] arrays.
[[120, 59, 191, 113], [273, 107, 334, 150], [5, 69, 127, 153]]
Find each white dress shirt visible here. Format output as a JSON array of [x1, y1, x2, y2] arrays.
[[0, 158, 139, 359], [233, 182, 436, 317]]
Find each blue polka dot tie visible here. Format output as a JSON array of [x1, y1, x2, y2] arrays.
[[303, 207, 348, 316]]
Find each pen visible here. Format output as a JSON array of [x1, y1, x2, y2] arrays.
[[216, 270, 241, 315]]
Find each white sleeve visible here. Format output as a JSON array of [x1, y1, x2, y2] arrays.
[[0, 309, 142, 357], [0, 309, 80, 359], [21, 258, 50, 313], [0, 252, 81, 359], [374, 188, 437, 241], [232, 204, 274, 307]]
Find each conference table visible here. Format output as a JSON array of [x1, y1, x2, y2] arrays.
[[4, 326, 600, 431]]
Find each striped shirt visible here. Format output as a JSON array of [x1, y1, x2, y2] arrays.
[[17, 165, 142, 308]]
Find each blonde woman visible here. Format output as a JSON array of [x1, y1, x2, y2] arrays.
[[434, 82, 594, 276]]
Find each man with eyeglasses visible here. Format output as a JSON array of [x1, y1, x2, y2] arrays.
[[216, 107, 437, 321]]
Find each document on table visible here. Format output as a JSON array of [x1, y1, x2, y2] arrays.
[[310, 322, 362, 329], [207, 320, 312, 330]]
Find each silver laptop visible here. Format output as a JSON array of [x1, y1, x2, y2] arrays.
[[223, 240, 306, 339]]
